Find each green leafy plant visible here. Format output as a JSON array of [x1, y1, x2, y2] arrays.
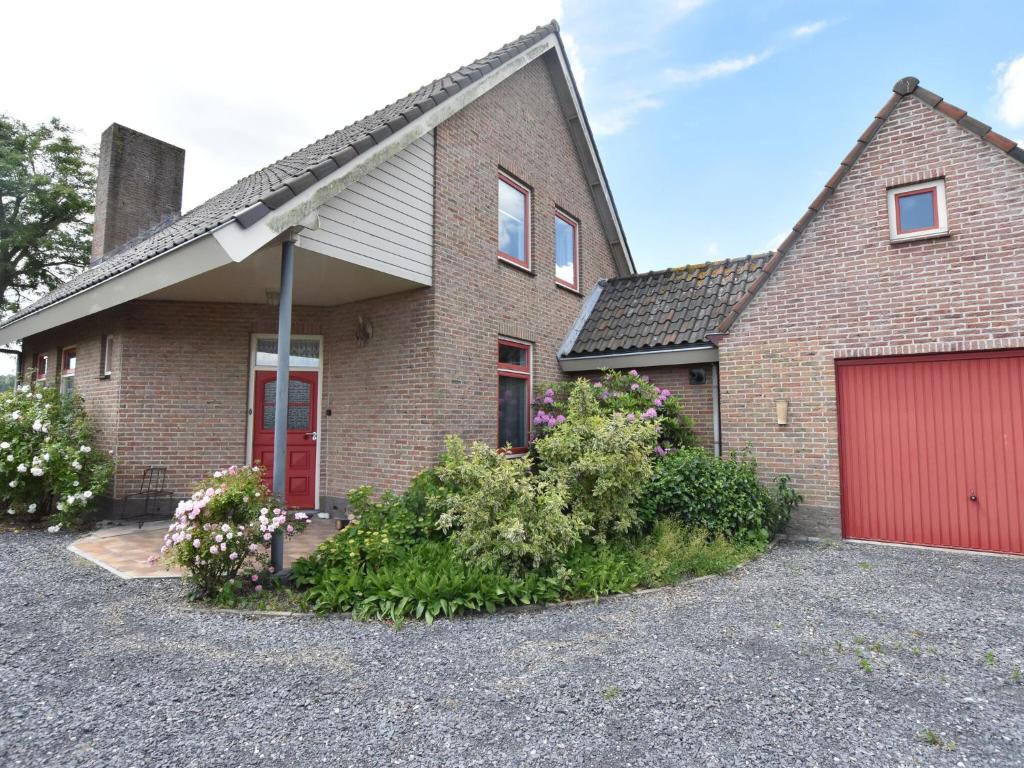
[[0, 384, 113, 529], [534, 379, 658, 543], [534, 368, 698, 452], [434, 436, 582, 576], [160, 465, 308, 599], [639, 447, 800, 541]]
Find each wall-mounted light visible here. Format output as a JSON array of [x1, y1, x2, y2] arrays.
[[265, 289, 280, 307], [776, 399, 789, 427]]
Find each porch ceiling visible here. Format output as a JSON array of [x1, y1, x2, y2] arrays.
[[143, 244, 427, 305]]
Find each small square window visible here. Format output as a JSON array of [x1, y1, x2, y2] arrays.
[[498, 174, 530, 269], [887, 179, 947, 241], [554, 211, 578, 290]]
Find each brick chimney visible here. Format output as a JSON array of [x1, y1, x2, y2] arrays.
[[91, 123, 185, 264]]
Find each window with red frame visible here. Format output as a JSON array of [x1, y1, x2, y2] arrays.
[[886, 179, 947, 241], [554, 211, 578, 290], [498, 174, 530, 268], [497, 340, 531, 453], [35, 354, 48, 380]]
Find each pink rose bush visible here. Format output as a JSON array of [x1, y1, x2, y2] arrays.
[[161, 464, 308, 598], [0, 384, 113, 530]]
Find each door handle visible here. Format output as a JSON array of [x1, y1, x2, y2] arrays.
[[304, 431, 318, 442]]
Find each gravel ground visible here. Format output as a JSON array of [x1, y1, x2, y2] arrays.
[[0, 532, 1022, 768]]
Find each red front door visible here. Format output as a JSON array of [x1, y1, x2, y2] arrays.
[[252, 370, 318, 509]]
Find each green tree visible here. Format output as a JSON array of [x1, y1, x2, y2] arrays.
[[0, 116, 95, 315]]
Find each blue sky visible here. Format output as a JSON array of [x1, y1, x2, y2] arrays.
[[563, 0, 1024, 271]]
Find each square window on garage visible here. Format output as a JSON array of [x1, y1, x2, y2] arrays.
[[887, 179, 947, 241]]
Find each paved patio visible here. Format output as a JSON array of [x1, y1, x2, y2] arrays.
[[68, 518, 340, 578]]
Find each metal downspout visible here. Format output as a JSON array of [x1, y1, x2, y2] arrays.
[[270, 238, 295, 573], [712, 362, 722, 457]]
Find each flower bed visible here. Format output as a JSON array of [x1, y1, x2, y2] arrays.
[[283, 372, 800, 625]]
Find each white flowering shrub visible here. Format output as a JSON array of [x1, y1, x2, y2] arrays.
[[160, 465, 308, 599], [0, 385, 114, 530]]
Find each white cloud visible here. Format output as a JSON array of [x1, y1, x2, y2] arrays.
[[664, 49, 773, 85], [669, 0, 709, 17], [3, 0, 561, 210], [791, 20, 828, 38], [706, 242, 720, 257], [591, 95, 662, 135], [997, 55, 1024, 128]]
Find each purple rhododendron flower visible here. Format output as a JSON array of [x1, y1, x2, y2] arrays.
[[655, 445, 667, 456], [630, 383, 640, 391], [662, 389, 672, 398], [628, 369, 639, 376], [626, 413, 636, 423], [641, 408, 657, 420], [556, 414, 566, 424], [545, 388, 555, 398], [543, 396, 554, 404]]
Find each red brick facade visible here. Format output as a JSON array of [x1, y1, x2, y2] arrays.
[[431, 58, 619, 446], [642, 365, 716, 451], [718, 95, 1024, 537], [19, 57, 622, 513]]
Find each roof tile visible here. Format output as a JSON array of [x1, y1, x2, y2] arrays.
[[2, 22, 561, 328], [566, 254, 770, 357]]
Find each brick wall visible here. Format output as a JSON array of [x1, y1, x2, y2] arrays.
[[718, 95, 1024, 537], [641, 364, 716, 450], [16, 54, 622, 512], [432, 57, 621, 448]]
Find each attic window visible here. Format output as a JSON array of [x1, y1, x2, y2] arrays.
[[887, 179, 947, 241]]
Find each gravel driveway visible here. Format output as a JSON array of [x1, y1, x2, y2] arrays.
[[1, 532, 1021, 768]]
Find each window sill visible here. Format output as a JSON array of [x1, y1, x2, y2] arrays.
[[555, 282, 582, 296], [99, 373, 112, 380], [498, 257, 535, 276], [889, 229, 950, 245]]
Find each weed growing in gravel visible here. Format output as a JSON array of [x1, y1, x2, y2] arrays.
[[984, 651, 998, 667], [857, 656, 873, 673], [1010, 667, 1021, 684], [919, 729, 956, 750], [856, 561, 872, 570], [602, 685, 620, 701]]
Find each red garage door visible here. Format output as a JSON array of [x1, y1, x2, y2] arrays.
[[836, 350, 1024, 555]]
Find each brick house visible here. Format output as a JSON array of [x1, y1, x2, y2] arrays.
[[564, 77, 1024, 556], [0, 22, 634, 517]]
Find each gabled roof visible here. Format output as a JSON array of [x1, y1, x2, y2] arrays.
[[563, 253, 769, 358], [3, 20, 633, 333], [718, 76, 1024, 334]]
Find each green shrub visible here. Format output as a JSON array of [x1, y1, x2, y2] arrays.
[[434, 436, 582, 576], [534, 380, 658, 542], [557, 519, 760, 599], [160, 465, 308, 599], [639, 448, 800, 541], [296, 538, 562, 625], [535, 368, 699, 452], [0, 384, 113, 530]]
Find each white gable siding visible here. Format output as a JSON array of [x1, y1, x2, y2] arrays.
[[299, 132, 434, 284]]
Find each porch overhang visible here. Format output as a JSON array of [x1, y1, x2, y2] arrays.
[[0, 226, 430, 347], [557, 343, 719, 372]]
